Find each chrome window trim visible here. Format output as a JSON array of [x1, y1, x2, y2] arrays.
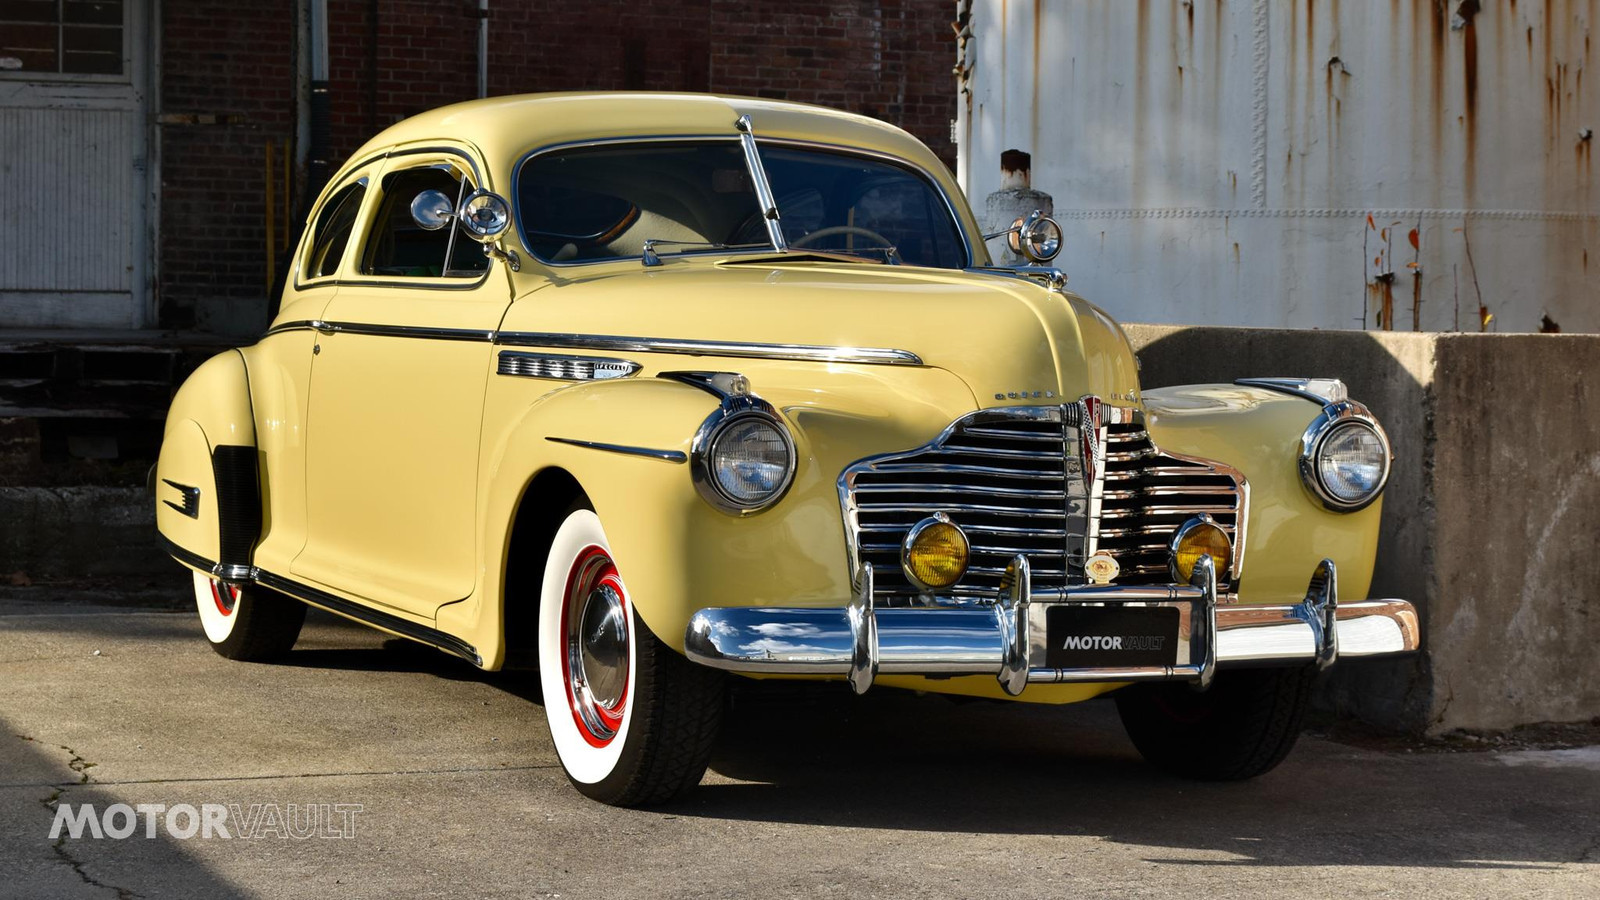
[[544, 437, 687, 464], [296, 175, 371, 289], [510, 133, 974, 269], [293, 145, 493, 292], [1298, 400, 1393, 512]]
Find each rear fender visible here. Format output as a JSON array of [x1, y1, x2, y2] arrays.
[[155, 350, 260, 578]]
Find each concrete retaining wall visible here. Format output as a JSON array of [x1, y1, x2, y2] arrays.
[[1125, 325, 1600, 734], [0, 487, 169, 579]]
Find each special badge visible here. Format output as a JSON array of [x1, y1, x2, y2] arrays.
[[1085, 551, 1120, 585]]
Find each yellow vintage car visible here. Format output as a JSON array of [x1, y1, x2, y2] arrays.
[[155, 93, 1418, 806]]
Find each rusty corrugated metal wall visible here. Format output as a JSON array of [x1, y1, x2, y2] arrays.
[[957, 0, 1598, 332]]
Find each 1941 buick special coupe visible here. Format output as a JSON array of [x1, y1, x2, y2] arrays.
[[155, 93, 1419, 806]]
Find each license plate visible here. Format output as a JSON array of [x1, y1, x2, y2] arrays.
[[1045, 605, 1181, 669]]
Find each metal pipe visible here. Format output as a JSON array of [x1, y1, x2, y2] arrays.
[[477, 0, 489, 99], [307, 0, 331, 198]]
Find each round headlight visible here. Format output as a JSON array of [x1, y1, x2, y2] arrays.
[[1300, 408, 1391, 511], [901, 514, 970, 591], [700, 412, 795, 512], [1169, 516, 1233, 584]]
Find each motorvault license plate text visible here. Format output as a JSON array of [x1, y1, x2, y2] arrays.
[[1045, 606, 1181, 668]]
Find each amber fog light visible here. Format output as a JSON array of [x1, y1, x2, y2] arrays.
[[901, 513, 970, 591], [1169, 516, 1232, 584]]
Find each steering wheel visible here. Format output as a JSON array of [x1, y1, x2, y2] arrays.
[[791, 225, 896, 251]]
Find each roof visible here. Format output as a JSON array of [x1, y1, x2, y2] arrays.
[[343, 92, 946, 188]]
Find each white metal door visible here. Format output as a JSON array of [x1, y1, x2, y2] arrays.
[[0, 0, 152, 329]]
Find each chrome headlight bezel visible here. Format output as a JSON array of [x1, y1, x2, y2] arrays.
[[1298, 401, 1393, 512], [690, 402, 796, 516]]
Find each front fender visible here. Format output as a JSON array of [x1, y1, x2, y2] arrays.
[[452, 363, 978, 667], [155, 350, 259, 575], [1142, 384, 1382, 604]]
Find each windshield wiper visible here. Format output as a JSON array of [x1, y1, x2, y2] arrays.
[[640, 239, 768, 267]]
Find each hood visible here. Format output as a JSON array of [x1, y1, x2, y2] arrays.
[[505, 258, 1143, 410]]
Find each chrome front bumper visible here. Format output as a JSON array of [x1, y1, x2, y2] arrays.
[[684, 556, 1420, 695]]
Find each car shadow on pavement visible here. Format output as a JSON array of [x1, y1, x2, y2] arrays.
[[682, 681, 1595, 870], [0, 721, 246, 898]]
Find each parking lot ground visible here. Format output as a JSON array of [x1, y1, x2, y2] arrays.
[[1, 586, 1596, 899]]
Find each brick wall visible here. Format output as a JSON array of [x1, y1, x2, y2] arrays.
[[158, 0, 957, 334], [158, 2, 297, 333]]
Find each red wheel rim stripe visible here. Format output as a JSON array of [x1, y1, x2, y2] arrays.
[[210, 580, 239, 617], [560, 545, 630, 748]]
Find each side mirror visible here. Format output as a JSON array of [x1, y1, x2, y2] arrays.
[[457, 190, 512, 243], [410, 189, 455, 231]]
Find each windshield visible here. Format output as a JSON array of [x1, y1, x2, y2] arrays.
[[516, 140, 968, 268]]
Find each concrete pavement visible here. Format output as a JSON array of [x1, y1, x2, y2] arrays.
[[1, 586, 1596, 899]]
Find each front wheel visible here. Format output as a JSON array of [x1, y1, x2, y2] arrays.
[[537, 508, 724, 806], [191, 572, 306, 661], [1114, 665, 1316, 781]]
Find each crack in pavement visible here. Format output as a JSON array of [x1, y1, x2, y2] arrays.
[[20, 735, 140, 900]]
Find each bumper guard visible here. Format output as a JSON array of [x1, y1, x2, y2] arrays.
[[684, 556, 1419, 695]]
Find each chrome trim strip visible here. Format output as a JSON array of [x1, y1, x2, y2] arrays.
[[263, 319, 494, 342], [683, 559, 1418, 689], [255, 570, 482, 666], [1236, 377, 1349, 405], [544, 436, 687, 464], [158, 537, 482, 666], [262, 320, 923, 367], [496, 331, 923, 366]]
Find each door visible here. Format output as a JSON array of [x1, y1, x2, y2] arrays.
[[292, 152, 510, 618], [0, 0, 153, 328]]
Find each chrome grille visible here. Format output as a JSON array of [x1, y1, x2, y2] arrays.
[[841, 404, 1244, 606], [1099, 422, 1245, 586], [843, 407, 1084, 603]]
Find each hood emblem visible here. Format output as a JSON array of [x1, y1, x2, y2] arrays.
[[995, 390, 1056, 401], [1085, 551, 1120, 585]]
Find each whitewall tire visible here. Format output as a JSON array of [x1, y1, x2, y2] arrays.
[[191, 571, 306, 661], [537, 507, 724, 806]]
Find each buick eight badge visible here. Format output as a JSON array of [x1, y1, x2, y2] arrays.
[[154, 93, 1419, 807]]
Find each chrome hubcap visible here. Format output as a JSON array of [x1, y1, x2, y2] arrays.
[[562, 548, 631, 744], [577, 584, 629, 709]]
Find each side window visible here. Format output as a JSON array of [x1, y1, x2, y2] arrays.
[[360, 164, 489, 279], [304, 180, 366, 280]]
